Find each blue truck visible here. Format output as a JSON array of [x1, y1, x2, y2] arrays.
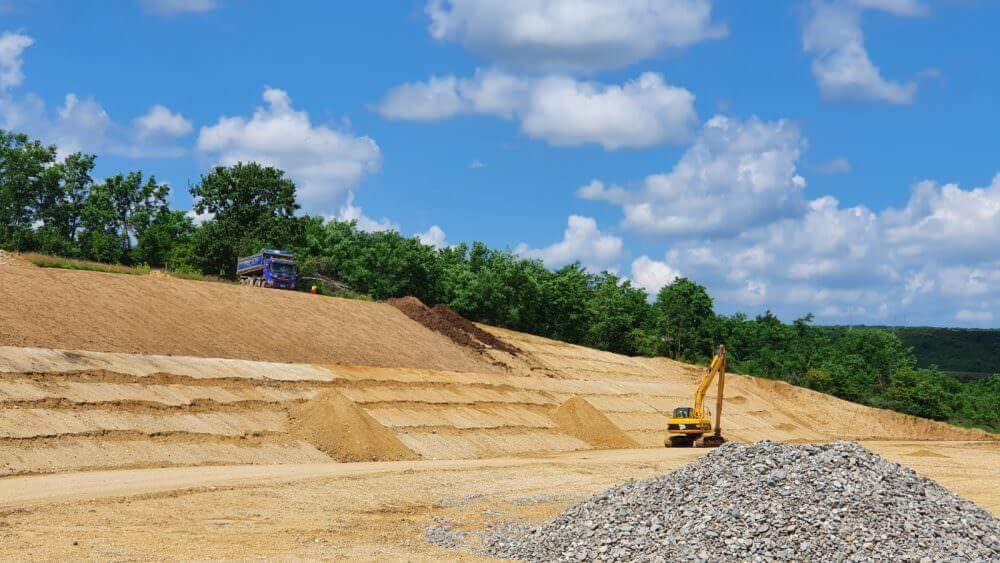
[[236, 249, 297, 289]]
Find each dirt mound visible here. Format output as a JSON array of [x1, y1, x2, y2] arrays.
[[388, 297, 484, 350], [552, 397, 637, 449], [431, 305, 521, 355], [0, 264, 495, 372], [289, 389, 418, 462]]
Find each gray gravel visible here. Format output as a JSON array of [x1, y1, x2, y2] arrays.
[[452, 441, 999, 561]]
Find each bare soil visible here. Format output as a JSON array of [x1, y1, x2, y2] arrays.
[[0, 443, 995, 561], [0, 259, 495, 372]]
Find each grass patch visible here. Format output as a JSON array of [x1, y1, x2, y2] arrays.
[[25, 253, 151, 275], [164, 268, 236, 284]]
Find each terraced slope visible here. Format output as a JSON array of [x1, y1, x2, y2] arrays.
[[0, 345, 989, 477]]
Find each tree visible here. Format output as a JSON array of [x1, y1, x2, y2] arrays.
[[655, 277, 714, 360], [586, 273, 651, 355], [0, 131, 61, 251], [189, 162, 304, 277], [78, 171, 170, 263]]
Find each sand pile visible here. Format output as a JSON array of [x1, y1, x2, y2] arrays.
[[473, 441, 1000, 561], [289, 390, 418, 462], [552, 398, 637, 449]]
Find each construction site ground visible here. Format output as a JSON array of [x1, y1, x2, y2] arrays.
[[2, 442, 996, 560], [1, 256, 997, 559]]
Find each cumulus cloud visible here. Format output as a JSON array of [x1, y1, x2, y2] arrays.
[[141, 0, 217, 16], [0, 91, 188, 159], [579, 108, 998, 324], [332, 192, 398, 233], [634, 175, 999, 325], [418, 225, 448, 249], [0, 32, 32, 90], [516, 215, 622, 272], [134, 104, 193, 139], [580, 116, 806, 237], [425, 0, 725, 73], [197, 87, 382, 215], [377, 69, 697, 149], [803, 0, 923, 104], [631, 256, 681, 294]]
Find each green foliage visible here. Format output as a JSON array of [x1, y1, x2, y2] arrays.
[[654, 278, 714, 360], [190, 162, 305, 277]]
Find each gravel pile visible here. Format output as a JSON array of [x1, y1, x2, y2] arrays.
[[478, 441, 999, 561]]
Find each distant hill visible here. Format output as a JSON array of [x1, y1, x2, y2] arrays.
[[825, 326, 1000, 380]]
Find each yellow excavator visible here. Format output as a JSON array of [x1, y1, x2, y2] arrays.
[[666, 344, 727, 448]]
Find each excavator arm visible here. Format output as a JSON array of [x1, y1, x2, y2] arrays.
[[692, 349, 725, 419]]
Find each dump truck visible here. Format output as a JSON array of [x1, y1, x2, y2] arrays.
[[237, 249, 297, 289]]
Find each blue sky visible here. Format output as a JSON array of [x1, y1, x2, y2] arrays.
[[2, 0, 998, 327]]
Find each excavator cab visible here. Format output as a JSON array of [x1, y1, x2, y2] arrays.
[[665, 345, 728, 448]]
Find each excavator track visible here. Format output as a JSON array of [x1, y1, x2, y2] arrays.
[[667, 435, 697, 448]]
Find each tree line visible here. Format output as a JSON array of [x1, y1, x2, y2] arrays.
[[1, 129, 996, 432]]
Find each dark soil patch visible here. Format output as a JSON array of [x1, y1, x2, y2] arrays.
[[431, 305, 520, 356], [388, 297, 484, 350]]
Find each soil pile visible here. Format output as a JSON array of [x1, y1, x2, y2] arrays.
[[431, 305, 521, 355], [289, 389, 418, 462], [552, 397, 637, 449], [388, 297, 484, 350], [477, 441, 1000, 561]]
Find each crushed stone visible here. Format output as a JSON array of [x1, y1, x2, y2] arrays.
[[430, 440, 1000, 561]]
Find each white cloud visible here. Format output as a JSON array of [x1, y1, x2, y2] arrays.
[[418, 225, 448, 249], [882, 175, 1000, 262], [332, 192, 398, 233], [141, 0, 217, 16], [134, 104, 193, 139], [197, 87, 382, 215], [468, 160, 485, 169], [516, 215, 622, 271], [425, 0, 726, 73], [0, 35, 187, 159], [803, 0, 921, 104], [955, 310, 993, 324], [637, 174, 1000, 324], [816, 157, 852, 175], [0, 32, 32, 90], [580, 116, 806, 237], [377, 69, 697, 150], [631, 256, 681, 295], [521, 73, 697, 149]]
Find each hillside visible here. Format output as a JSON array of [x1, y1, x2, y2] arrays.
[[824, 326, 1000, 379], [0, 258, 992, 478]]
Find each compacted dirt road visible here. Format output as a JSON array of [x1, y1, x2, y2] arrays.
[[1, 442, 995, 561]]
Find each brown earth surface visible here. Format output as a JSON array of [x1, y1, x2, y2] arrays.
[[0, 257, 997, 559], [0, 442, 996, 561], [0, 260, 494, 372]]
